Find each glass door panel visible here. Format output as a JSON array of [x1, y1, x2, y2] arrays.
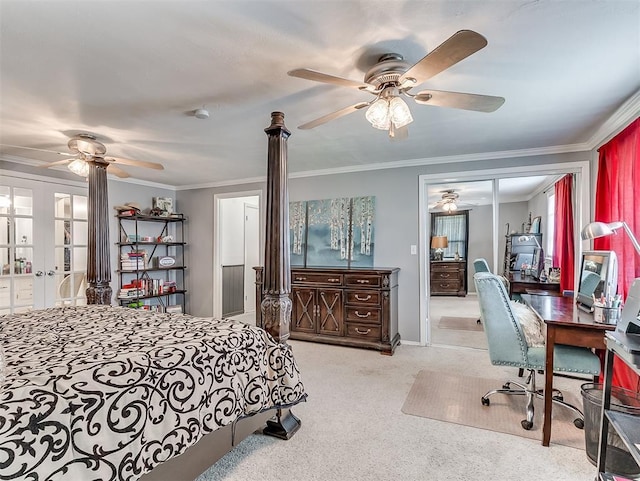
[[0, 177, 87, 313]]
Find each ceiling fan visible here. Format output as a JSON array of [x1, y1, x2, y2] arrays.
[[434, 190, 461, 212], [288, 30, 505, 139], [1, 133, 164, 178]]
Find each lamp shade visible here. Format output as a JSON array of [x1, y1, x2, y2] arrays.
[[581, 220, 640, 255], [68, 159, 90, 177], [581, 221, 622, 240], [431, 236, 448, 249]]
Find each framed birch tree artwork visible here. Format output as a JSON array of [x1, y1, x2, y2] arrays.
[[289, 196, 375, 268], [350, 196, 375, 268], [289, 201, 307, 266]]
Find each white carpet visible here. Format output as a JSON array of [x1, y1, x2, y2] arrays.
[[194, 340, 597, 481]]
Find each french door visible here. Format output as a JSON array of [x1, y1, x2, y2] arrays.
[[0, 176, 88, 314]]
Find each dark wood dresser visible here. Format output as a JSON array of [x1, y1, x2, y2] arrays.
[[254, 267, 400, 355], [430, 260, 467, 296]]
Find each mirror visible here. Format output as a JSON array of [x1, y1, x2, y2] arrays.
[[576, 250, 618, 310]]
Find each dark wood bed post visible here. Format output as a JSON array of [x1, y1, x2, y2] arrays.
[[85, 159, 112, 304], [261, 111, 301, 440]]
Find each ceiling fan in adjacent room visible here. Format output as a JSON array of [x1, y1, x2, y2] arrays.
[[1, 133, 164, 178], [288, 30, 505, 139], [434, 190, 461, 212]]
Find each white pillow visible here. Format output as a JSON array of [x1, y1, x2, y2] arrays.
[[510, 300, 545, 347]]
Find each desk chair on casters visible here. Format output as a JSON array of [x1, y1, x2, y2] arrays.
[[473, 272, 601, 431]]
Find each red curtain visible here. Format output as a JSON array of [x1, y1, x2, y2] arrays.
[[554, 174, 574, 293], [594, 117, 640, 391]]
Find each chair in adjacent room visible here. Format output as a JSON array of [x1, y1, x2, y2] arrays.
[[473, 272, 601, 430]]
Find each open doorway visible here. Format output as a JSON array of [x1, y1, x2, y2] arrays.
[[213, 192, 261, 323], [419, 161, 590, 348]]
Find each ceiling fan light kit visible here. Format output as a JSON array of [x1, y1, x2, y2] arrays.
[[67, 158, 90, 177], [442, 201, 458, 212], [288, 30, 504, 139]]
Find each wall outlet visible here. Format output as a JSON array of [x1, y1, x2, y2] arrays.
[[410, 245, 417, 255]]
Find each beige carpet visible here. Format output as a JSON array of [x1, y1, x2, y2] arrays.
[[438, 315, 483, 331], [402, 370, 585, 449]]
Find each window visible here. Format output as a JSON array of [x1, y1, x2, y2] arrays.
[[547, 193, 555, 258], [431, 211, 469, 259]]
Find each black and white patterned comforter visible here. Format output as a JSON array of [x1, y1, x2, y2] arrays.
[[0, 305, 306, 480]]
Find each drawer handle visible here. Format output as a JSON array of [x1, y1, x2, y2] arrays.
[[356, 279, 370, 284], [354, 310, 371, 318], [355, 294, 371, 301], [440, 284, 451, 288], [328, 278, 340, 283], [295, 277, 306, 281], [355, 327, 371, 335], [440, 273, 450, 278]]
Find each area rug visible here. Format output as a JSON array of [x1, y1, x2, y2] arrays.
[[401, 370, 585, 449], [438, 316, 483, 331]]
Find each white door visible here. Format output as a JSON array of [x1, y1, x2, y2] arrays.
[[244, 203, 259, 315], [0, 176, 87, 314]]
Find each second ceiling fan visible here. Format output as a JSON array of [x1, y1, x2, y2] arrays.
[[289, 30, 505, 139], [2, 133, 164, 178]]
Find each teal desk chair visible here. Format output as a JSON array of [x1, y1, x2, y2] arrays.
[[473, 272, 601, 430]]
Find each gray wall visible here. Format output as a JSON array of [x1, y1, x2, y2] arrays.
[[467, 204, 494, 292], [177, 150, 589, 343]]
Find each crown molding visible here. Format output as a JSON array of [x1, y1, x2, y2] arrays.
[[586, 89, 640, 149]]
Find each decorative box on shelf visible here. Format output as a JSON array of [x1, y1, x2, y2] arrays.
[[153, 256, 177, 268]]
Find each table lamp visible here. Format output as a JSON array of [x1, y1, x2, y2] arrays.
[[581, 221, 640, 256], [431, 236, 448, 261], [518, 234, 541, 248]]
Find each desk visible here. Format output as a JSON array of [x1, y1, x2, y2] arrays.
[[521, 294, 615, 446], [509, 272, 560, 297]]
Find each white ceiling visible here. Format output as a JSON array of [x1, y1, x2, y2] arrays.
[[1, 1, 638, 187]]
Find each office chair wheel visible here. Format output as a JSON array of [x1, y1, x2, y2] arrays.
[[573, 418, 584, 429], [521, 420, 533, 430], [481, 397, 490, 406]]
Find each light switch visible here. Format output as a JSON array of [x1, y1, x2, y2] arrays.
[[410, 245, 417, 255]]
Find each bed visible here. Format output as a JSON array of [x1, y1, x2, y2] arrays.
[[0, 112, 303, 480]]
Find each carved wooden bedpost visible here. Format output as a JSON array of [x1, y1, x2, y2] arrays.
[[85, 159, 112, 304], [261, 111, 301, 440], [261, 111, 292, 342]]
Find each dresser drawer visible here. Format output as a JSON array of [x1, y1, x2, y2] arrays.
[[431, 270, 460, 281], [345, 322, 382, 341], [431, 280, 461, 293], [345, 306, 380, 324], [345, 291, 380, 305], [344, 274, 381, 288], [292, 272, 343, 286], [431, 262, 463, 273]]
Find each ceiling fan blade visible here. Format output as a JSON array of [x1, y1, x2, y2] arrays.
[[0, 144, 69, 156], [413, 89, 505, 112], [288, 68, 372, 91], [105, 156, 164, 170], [399, 30, 487, 86], [37, 158, 74, 168], [298, 102, 370, 130], [106, 164, 131, 178]]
